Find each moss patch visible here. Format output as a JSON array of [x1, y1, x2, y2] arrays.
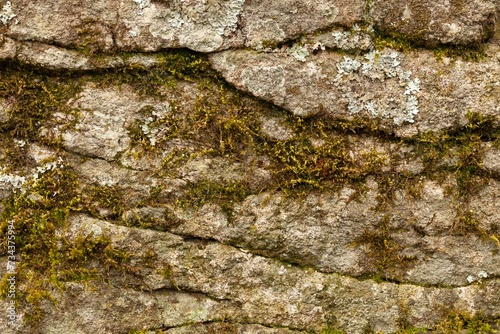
[[0, 163, 153, 323], [371, 27, 487, 61], [0, 61, 82, 141], [353, 215, 417, 280]]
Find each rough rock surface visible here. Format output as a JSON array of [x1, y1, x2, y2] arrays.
[[1, 0, 497, 52], [371, 0, 497, 46], [1, 1, 500, 333], [209, 46, 500, 137]]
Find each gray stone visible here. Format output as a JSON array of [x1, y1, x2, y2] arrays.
[[371, 0, 497, 46], [164, 179, 500, 287], [0, 98, 10, 124], [50, 85, 160, 161], [53, 214, 500, 333], [1, 0, 366, 53], [210, 46, 500, 137], [238, 0, 366, 50], [483, 142, 500, 174]]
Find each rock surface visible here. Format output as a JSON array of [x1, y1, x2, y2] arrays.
[[209, 46, 500, 137], [0, 1, 500, 333], [371, 0, 497, 46]]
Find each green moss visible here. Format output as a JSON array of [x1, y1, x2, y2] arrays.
[[373, 31, 415, 53], [320, 327, 345, 334], [161, 148, 193, 172], [81, 184, 127, 220], [394, 309, 499, 333], [431, 45, 487, 62], [1, 49, 500, 327], [406, 112, 497, 198], [374, 173, 424, 212], [371, 27, 487, 61], [452, 209, 492, 242], [0, 164, 146, 324], [434, 312, 499, 334], [91, 49, 220, 98], [0, 135, 36, 173], [261, 39, 279, 49], [353, 215, 416, 280], [74, 20, 111, 56], [0, 61, 82, 141], [178, 180, 251, 221]]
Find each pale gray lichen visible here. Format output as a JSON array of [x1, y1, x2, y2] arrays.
[[0, 1, 16, 25], [361, 50, 401, 79], [168, 12, 185, 29], [309, 24, 373, 52], [150, 0, 245, 52], [336, 56, 362, 76], [334, 50, 421, 125], [312, 42, 326, 52], [132, 0, 150, 15], [139, 104, 172, 147], [396, 95, 419, 125], [0, 169, 27, 190], [32, 157, 64, 183], [404, 78, 421, 95], [477, 271, 488, 279], [346, 95, 361, 114], [0, 157, 64, 192], [466, 271, 488, 284], [364, 101, 378, 117], [332, 30, 351, 45], [287, 43, 310, 62], [176, 0, 244, 36], [14, 138, 26, 147]]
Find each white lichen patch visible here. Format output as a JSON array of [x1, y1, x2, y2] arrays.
[[139, 104, 172, 147], [345, 94, 360, 114], [149, 0, 245, 52], [32, 157, 64, 183], [168, 12, 185, 29], [361, 50, 401, 79], [334, 50, 421, 125], [287, 43, 310, 62], [478, 271, 488, 279], [336, 56, 362, 77], [404, 78, 420, 95], [311, 24, 373, 52], [0, 157, 64, 193], [0, 169, 27, 190], [1, 1, 16, 25], [286, 25, 372, 62], [466, 271, 488, 283], [14, 138, 26, 147], [132, 0, 150, 15]]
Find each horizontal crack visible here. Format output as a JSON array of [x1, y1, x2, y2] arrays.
[[160, 320, 310, 333], [75, 213, 500, 290]]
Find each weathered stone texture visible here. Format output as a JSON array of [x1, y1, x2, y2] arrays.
[[210, 46, 500, 137], [371, 0, 497, 46], [0, 0, 500, 333], [1, 0, 496, 53]]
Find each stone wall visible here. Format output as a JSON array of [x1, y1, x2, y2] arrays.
[[0, 0, 499, 333]]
